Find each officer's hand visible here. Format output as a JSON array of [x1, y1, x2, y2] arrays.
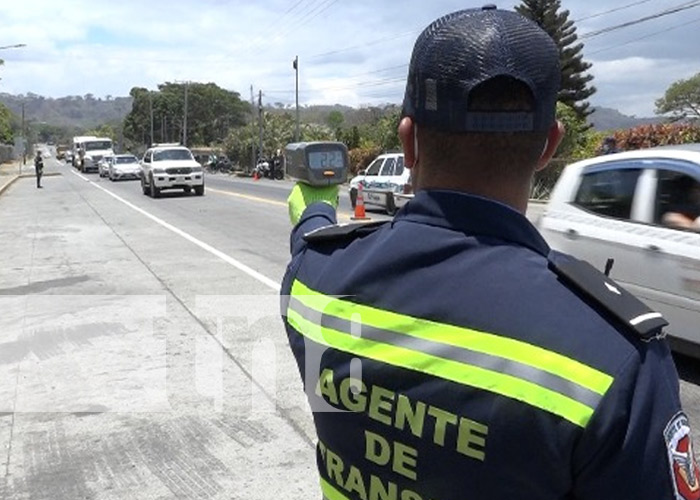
[[287, 182, 339, 225]]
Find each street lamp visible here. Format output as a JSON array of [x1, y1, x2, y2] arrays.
[[293, 55, 299, 142], [0, 43, 26, 51]]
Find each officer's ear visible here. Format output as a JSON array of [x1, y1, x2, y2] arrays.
[[398, 117, 417, 169], [536, 120, 565, 172]]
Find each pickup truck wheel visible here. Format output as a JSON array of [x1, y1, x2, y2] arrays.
[[141, 176, 149, 195], [149, 175, 161, 198], [349, 188, 357, 209]]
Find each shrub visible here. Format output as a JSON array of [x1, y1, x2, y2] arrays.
[[609, 123, 700, 151], [348, 146, 382, 176]]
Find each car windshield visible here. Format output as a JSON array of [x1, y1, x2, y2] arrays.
[[154, 149, 193, 161], [85, 141, 112, 151], [116, 156, 138, 164]]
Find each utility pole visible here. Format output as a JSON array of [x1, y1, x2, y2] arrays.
[[258, 90, 264, 166], [183, 82, 189, 146], [250, 85, 255, 174], [149, 92, 154, 146], [21, 102, 25, 171], [293, 56, 300, 142]]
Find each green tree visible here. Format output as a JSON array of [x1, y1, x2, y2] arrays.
[[516, 0, 596, 119], [555, 102, 591, 159], [122, 87, 153, 147], [655, 73, 700, 121], [0, 102, 15, 144], [122, 82, 250, 148], [326, 110, 344, 140]]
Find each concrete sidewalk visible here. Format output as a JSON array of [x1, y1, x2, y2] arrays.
[[0, 166, 317, 499], [0, 159, 61, 195]]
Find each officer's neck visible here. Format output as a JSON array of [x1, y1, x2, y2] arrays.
[[416, 177, 531, 214]]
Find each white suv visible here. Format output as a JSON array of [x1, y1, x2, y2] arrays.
[[140, 144, 204, 198], [349, 153, 410, 215]]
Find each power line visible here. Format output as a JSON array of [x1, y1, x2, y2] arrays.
[[306, 29, 419, 60], [244, 0, 330, 54], [573, 0, 656, 22], [295, 0, 340, 28], [273, 0, 339, 41], [581, 0, 700, 39], [588, 15, 700, 55]]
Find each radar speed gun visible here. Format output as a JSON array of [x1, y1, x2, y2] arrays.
[[285, 142, 349, 186]]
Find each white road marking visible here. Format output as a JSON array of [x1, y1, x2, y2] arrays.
[[70, 170, 281, 291]]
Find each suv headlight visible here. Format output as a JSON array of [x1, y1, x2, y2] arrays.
[[153, 168, 165, 174], [192, 166, 203, 173]]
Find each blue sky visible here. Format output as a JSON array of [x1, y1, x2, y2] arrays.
[[1, 0, 699, 117]]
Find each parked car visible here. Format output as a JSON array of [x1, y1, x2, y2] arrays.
[[536, 144, 700, 358], [349, 153, 410, 215], [108, 154, 141, 181], [140, 143, 204, 197], [98, 155, 115, 177]]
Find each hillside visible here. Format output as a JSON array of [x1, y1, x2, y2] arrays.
[[0, 93, 133, 129], [0, 92, 662, 133], [587, 106, 662, 131]]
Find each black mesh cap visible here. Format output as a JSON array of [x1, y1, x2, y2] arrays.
[[402, 5, 560, 133]]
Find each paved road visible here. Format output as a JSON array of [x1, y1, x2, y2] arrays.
[[0, 154, 698, 499]]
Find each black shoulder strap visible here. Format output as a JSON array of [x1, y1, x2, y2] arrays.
[[303, 221, 388, 243], [548, 255, 668, 341]]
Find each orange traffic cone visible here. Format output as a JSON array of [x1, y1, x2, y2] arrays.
[[351, 183, 371, 221]]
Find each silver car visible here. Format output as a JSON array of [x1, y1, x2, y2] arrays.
[[108, 154, 142, 181]]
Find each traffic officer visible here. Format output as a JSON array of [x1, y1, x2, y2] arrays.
[[281, 6, 697, 500], [34, 149, 44, 188]]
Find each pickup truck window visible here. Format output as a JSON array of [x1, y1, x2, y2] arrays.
[[382, 158, 396, 176], [365, 158, 383, 176]]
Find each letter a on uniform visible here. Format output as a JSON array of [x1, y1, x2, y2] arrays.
[[665, 412, 700, 500]]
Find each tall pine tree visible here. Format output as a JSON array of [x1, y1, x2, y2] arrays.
[[516, 0, 596, 119]]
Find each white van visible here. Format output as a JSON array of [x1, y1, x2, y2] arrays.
[[77, 137, 114, 173], [71, 135, 97, 168]]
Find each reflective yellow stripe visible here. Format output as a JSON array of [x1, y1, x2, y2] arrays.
[[289, 279, 615, 427], [291, 280, 612, 395], [288, 308, 595, 427], [321, 478, 349, 500]]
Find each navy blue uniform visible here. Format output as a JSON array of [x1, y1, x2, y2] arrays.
[[281, 190, 693, 500]]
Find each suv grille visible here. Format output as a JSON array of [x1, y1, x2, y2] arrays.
[[166, 167, 192, 175]]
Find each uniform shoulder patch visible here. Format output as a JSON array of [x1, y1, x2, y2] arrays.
[[548, 255, 668, 340], [303, 221, 388, 243], [664, 412, 700, 500]]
